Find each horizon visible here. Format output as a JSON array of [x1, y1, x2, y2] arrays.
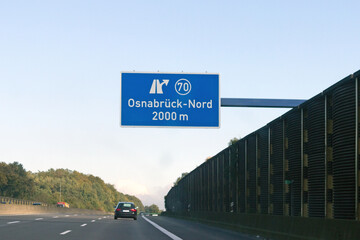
[[1, 1, 360, 210]]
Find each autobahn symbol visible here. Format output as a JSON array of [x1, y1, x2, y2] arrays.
[[120, 72, 220, 128]]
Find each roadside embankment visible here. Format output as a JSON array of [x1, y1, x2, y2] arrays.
[[0, 196, 108, 216], [0, 203, 108, 215], [0, 196, 108, 215]]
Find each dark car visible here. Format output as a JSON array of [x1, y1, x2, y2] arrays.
[[114, 202, 137, 220]]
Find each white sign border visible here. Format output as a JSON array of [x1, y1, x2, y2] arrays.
[[120, 71, 221, 129]]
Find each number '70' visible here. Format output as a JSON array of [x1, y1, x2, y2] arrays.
[[175, 79, 191, 95]]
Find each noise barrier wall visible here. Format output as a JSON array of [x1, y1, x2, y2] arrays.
[[165, 70, 360, 225]]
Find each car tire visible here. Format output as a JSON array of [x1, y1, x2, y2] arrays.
[[134, 217, 137, 220], [114, 216, 117, 220]]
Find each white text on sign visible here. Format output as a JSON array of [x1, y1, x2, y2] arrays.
[[128, 99, 213, 109]]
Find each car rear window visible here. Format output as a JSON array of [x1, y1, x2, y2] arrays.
[[118, 203, 134, 208]]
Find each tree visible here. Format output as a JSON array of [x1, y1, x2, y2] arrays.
[[0, 162, 34, 198], [0, 162, 145, 213], [173, 172, 188, 186], [228, 137, 240, 146], [125, 194, 145, 212], [145, 204, 160, 214]]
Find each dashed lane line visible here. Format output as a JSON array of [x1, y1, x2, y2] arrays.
[[35, 218, 43, 221], [60, 230, 72, 235], [7, 221, 20, 225], [81, 224, 87, 227], [91, 220, 96, 222]]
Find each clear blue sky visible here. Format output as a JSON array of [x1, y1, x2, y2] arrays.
[[1, 0, 360, 209]]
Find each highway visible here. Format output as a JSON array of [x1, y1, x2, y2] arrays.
[[0, 213, 264, 240]]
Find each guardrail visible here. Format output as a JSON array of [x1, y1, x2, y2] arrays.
[[0, 196, 49, 207], [0, 196, 108, 216]]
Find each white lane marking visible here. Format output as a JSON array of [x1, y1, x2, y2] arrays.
[[65, 215, 70, 217], [53, 216, 59, 218], [74, 214, 78, 216], [98, 217, 102, 220], [81, 224, 87, 227], [91, 220, 96, 222], [7, 221, 20, 224], [60, 230, 72, 235], [142, 216, 182, 240], [35, 218, 43, 221]]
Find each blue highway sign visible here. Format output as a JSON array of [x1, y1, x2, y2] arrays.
[[121, 72, 220, 128]]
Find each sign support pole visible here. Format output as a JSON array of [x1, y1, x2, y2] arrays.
[[221, 98, 306, 108]]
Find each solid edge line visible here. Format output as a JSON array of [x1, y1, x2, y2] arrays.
[[142, 216, 182, 240]]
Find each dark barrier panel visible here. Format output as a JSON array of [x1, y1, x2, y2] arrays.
[[247, 134, 257, 213], [238, 140, 246, 213], [224, 149, 230, 212], [209, 158, 214, 212], [270, 119, 284, 216], [333, 79, 356, 219], [218, 153, 224, 212], [229, 144, 238, 213], [326, 94, 334, 219], [306, 95, 326, 218], [165, 70, 360, 238], [258, 127, 269, 214], [285, 110, 302, 217]]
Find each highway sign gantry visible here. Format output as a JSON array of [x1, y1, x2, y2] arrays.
[[120, 72, 220, 128]]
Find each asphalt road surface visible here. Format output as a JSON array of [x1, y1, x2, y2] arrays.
[[0, 213, 264, 240]]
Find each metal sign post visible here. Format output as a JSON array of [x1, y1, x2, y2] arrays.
[[221, 98, 306, 108]]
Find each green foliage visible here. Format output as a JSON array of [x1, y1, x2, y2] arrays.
[[125, 194, 144, 212], [173, 172, 188, 186], [144, 204, 160, 214], [0, 162, 144, 212], [228, 137, 240, 146], [0, 162, 35, 199]]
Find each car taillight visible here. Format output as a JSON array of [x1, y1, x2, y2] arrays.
[[116, 208, 121, 212], [130, 208, 136, 212]]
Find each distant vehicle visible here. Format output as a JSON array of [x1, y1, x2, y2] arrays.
[[57, 202, 69, 208], [145, 213, 158, 216], [114, 202, 137, 220]]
